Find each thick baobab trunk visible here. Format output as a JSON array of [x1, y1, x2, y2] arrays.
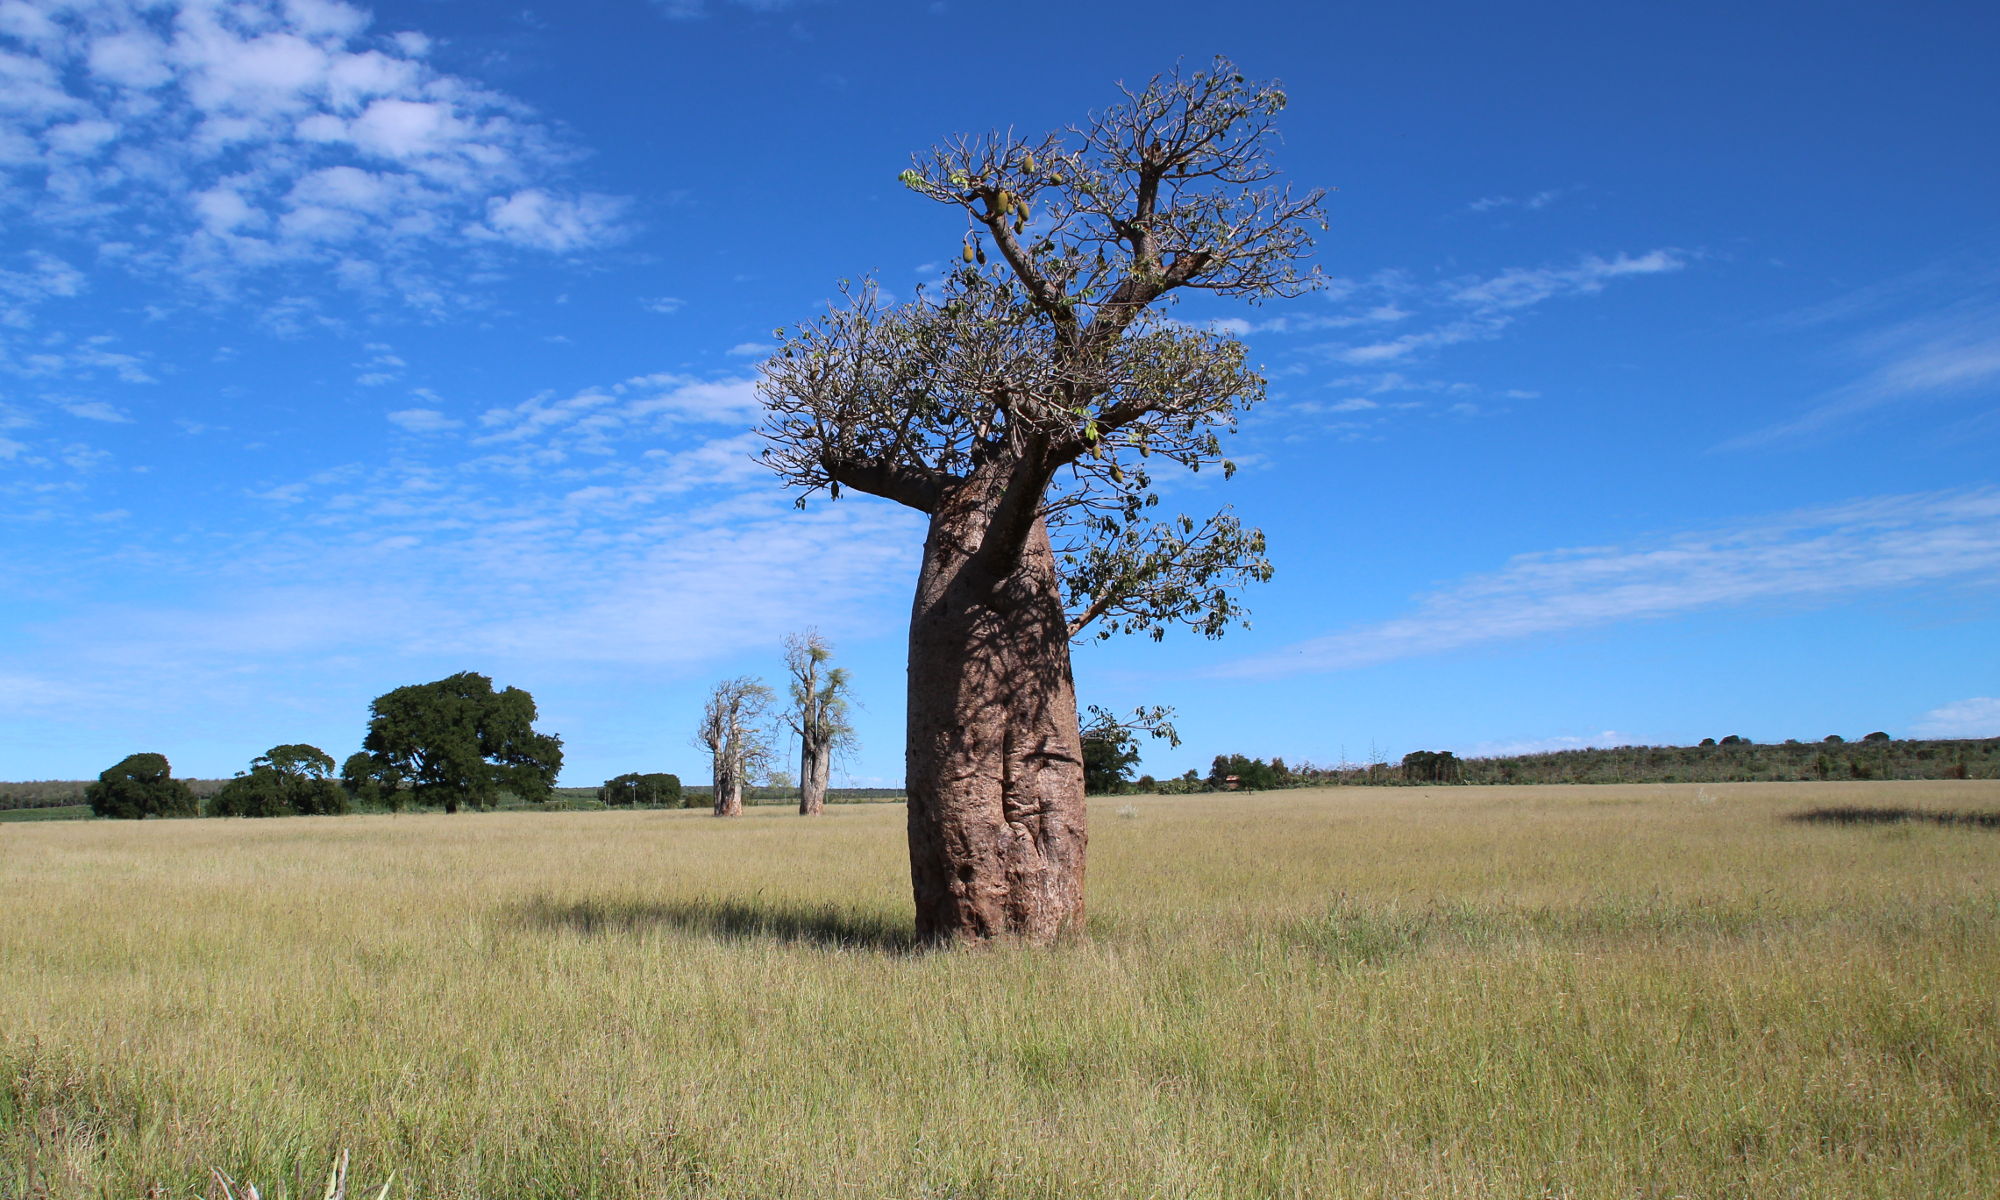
[[712, 761, 742, 817], [906, 479, 1087, 945], [799, 736, 830, 815]]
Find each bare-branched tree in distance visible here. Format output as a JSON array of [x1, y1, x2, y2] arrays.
[[785, 631, 854, 816], [758, 58, 1324, 944], [695, 677, 775, 817]]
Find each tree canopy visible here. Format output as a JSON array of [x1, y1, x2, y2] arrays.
[[357, 672, 563, 813], [209, 743, 349, 817], [1081, 705, 1179, 795], [758, 58, 1318, 647], [785, 631, 854, 815], [755, 58, 1320, 943], [599, 772, 684, 808], [696, 677, 775, 817], [85, 752, 198, 820]]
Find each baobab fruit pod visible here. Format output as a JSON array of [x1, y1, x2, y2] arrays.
[[962, 243, 976, 263], [1022, 151, 1037, 174]]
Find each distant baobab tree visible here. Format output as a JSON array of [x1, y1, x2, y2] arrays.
[[785, 631, 854, 816], [695, 677, 774, 817]]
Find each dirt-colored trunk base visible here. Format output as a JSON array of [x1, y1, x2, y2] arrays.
[[800, 740, 829, 816], [905, 487, 1086, 946]]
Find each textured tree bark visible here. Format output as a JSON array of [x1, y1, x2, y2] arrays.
[[905, 476, 1087, 945], [799, 736, 830, 815], [712, 759, 742, 817]]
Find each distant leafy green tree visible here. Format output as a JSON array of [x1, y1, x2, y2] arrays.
[[1082, 723, 1141, 796], [357, 672, 564, 813], [85, 753, 197, 820], [1862, 731, 1891, 743], [210, 744, 348, 818], [1208, 752, 1279, 791], [599, 772, 683, 807], [1823, 734, 1845, 744], [1081, 706, 1178, 795], [341, 750, 405, 810], [1400, 750, 1463, 784]]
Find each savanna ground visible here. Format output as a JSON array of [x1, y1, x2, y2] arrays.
[[3, 782, 1997, 1199]]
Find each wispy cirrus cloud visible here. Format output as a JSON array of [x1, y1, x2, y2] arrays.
[[1466, 189, 1564, 214], [650, 0, 808, 19], [1720, 273, 2000, 450], [468, 373, 761, 458], [1218, 489, 2000, 678], [1244, 250, 1686, 368]]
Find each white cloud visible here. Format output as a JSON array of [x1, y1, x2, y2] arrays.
[[473, 188, 629, 252], [1466, 189, 1563, 214], [1453, 731, 1635, 757], [3, 332, 155, 383], [726, 341, 776, 357], [1911, 698, 2000, 740], [652, 0, 806, 18], [387, 406, 460, 432], [1448, 251, 1685, 312], [0, 0, 631, 317], [1337, 319, 1495, 365], [1220, 489, 2000, 678], [473, 372, 761, 455], [51, 397, 131, 422], [642, 296, 686, 315], [1266, 251, 1688, 368]]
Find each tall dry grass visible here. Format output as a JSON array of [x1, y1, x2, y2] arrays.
[[3, 781, 1997, 1198]]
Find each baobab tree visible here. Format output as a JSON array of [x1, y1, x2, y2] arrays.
[[758, 58, 1323, 944], [785, 631, 854, 815], [695, 677, 774, 817]]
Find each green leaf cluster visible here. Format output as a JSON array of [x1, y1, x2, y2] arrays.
[[83, 752, 197, 820], [598, 772, 684, 808], [356, 672, 564, 813], [209, 744, 350, 818]]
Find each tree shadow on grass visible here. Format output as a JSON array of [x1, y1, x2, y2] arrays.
[[1790, 805, 2000, 830], [513, 895, 919, 954]]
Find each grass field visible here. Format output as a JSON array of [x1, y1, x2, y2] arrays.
[[0, 805, 90, 824], [3, 782, 1997, 1198]]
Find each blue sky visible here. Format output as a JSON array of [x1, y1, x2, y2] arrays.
[[2, 0, 1996, 787]]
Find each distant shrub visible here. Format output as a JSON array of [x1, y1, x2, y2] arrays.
[[1209, 753, 1282, 791], [599, 772, 684, 807]]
